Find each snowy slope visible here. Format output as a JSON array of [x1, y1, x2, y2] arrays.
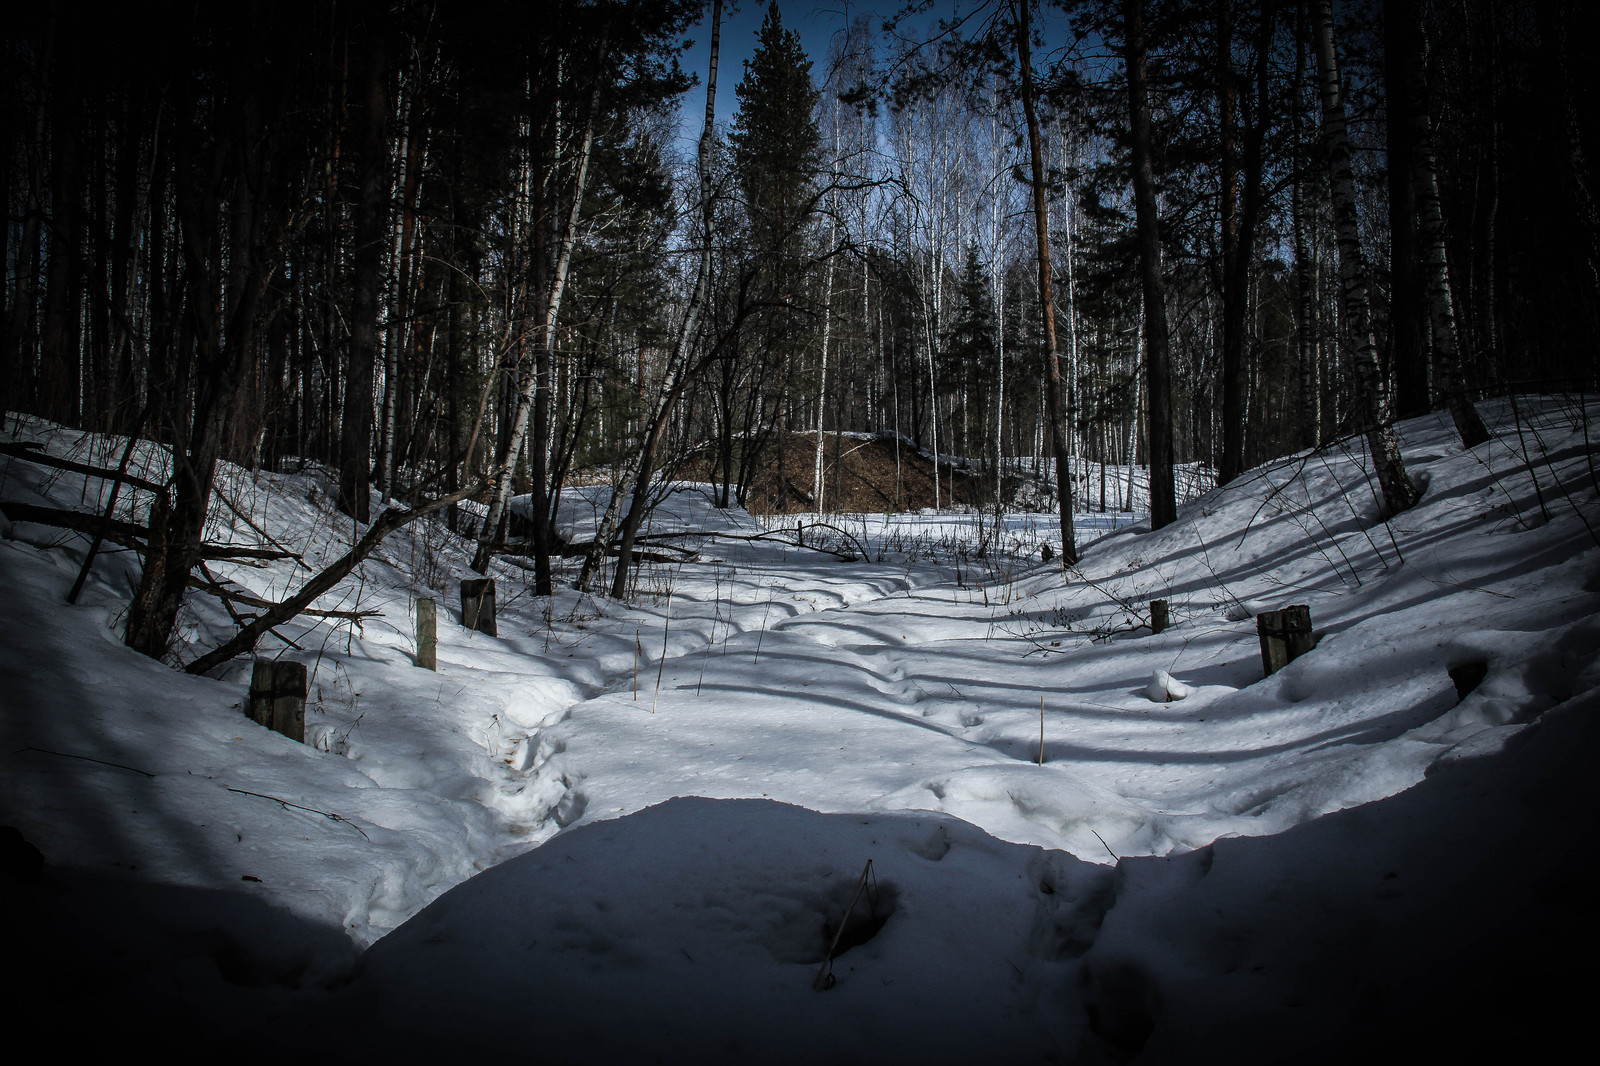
[[1, 398, 1596, 1059]]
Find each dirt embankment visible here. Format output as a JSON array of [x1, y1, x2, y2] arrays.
[[689, 432, 1017, 515]]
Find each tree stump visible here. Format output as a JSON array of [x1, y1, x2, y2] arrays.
[[1150, 599, 1169, 635], [1256, 605, 1314, 676], [460, 578, 496, 636], [247, 660, 306, 743], [415, 597, 437, 670]]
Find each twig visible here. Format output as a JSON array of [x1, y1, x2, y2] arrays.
[[813, 859, 875, 992], [225, 787, 371, 839], [1507, 393, 1551, 521], [189, 573, 381, 620], [754, 581, 774, 665], [651, 558, 687, 714], [212, 479, 313, 571], [0, 440, 164, 494], [18, 744, 156, 778], [69, 403, 150, 604]]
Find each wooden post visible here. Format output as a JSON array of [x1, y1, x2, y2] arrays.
[[460, 578, 496, 636], [247, 660, 306, 743], [1256, 605, 1314, 676], [415, 597, 437, 669], [1150, 599, 1169, 634]]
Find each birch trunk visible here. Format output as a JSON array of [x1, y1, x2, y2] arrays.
[[1407, 11, 1490, 448], [472, 44, 606, 576], [1313, 0, 1419, 515], [812, 247, 835, 510], [582, 0, 722, 598], [1292, 0, 1319, 447]]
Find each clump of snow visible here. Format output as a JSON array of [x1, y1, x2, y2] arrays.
[[1145, 669, 1192, 702]]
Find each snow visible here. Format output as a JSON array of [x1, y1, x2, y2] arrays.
[[1144, 669, 1191, 703], [2, 398, 1596, 1059]]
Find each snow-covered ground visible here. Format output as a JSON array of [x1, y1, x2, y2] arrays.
[[2, 398, 1596, 1060]]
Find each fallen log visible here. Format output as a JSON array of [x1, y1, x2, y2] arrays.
[[0, 501, 297, 561], [185, 480, 485, 675], [1, 500, 147, 549], [188, 574, 381, 622], [0, 441, 165, 494]]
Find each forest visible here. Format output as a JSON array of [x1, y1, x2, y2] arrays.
[[3, 0, 1595, 667]]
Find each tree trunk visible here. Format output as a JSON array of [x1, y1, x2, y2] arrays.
[[812, 112, 838, 510], [338, 29, 391, 525], [585, 0, 723, 597], [1292, 0, 1319, 448], [1123, 0, 1177, 529], [1406, 7, 1490, 449], [1015, 0, 1077, 564], [1384, 0, 1429, 419], [1312, 0, 1419, 516], [41, 38, 84, 426], [1216, 0, 1245, 485], [472, 43, 607, 577]]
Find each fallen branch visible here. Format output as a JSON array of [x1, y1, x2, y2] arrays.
[[0, 501, 297, 562], [188, 573, 382, 621], [538, 539, 696, 565], [185, 480, 484, 675], [2, 500, 147, 550], [710, 524, 866, 560], [0, 441, 165, 494], [198, 544, 299, 562], [70, 404, 150, 604], [18, 744, 156, 778], [225, 787, 370, 840]]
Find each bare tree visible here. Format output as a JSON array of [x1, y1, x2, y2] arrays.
[[1312, 0, 1418, 516], [1122, 0, 1177, 529], [1015, 0, 1077, 563]]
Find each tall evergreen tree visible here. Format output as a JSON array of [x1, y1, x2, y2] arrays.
[[728, 1, 822, 508], [731, 2, 821, 256], [943, 245, 998, 385]]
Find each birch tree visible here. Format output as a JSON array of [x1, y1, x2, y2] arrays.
[[1313, 0, 1418, 516]]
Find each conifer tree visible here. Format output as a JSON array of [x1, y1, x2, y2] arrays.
[[943, 245, 999, 395], [728, 2, 822, 506], [731, 2, 822, 255]]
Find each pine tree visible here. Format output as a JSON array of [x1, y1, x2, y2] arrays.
[[942, 245, 998, 391], [727, 1, 823, 508], [731, 2, 822, 254]]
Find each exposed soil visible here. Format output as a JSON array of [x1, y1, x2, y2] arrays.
[[686, 432, 1012, 516]]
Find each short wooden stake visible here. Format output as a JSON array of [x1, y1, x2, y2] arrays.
[[1038, 696, 1046, 765], [247, 660, 306, 743], [460, 578, 497, 636], [1256, 604, 1314, 676], [1150, 599, 1169, 635], [415, 598, 437, 670]]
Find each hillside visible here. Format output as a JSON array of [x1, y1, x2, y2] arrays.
[[1, 398, 1596, 1061], [684, 430, 1210, 516]]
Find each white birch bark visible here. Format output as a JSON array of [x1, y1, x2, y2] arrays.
[[1313, 0, 1418, 515]]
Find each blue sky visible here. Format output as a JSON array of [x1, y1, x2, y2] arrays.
[[675, 1, 910, 131]]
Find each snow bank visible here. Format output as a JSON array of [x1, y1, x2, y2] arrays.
[[2, 397, 1597, 1057]]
